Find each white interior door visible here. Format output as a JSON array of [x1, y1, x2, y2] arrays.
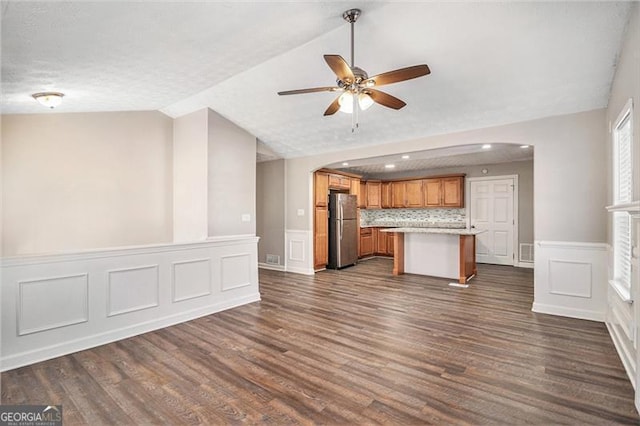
[[470, 178, 515, 265]]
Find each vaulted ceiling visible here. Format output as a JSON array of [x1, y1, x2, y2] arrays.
[[1, 1, 633, 160]]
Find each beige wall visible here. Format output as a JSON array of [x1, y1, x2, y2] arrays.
[[207, 109, 257, 237], [2, 111, 173, 256], [173, 109, 209, 242], [256, 159, 285, 265], [285, 109, 607, 244], [369, 160, 534, 244]]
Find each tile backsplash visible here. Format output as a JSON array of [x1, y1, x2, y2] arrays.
[[360, 208, 466, 229]]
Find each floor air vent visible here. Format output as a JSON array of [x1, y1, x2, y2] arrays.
[[266, 254, 280, 265], [519, 243, 534, 263]]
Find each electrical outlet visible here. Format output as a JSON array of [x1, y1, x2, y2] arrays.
[[241, 214, 251, 222]]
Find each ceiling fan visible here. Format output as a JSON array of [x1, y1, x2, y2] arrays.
[[278, 8, 430, 117]]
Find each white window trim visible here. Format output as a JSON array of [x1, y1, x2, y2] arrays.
[[608, 98, 635, 303]]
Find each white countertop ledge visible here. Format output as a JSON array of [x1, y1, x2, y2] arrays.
[[380, 227, 487, 236]]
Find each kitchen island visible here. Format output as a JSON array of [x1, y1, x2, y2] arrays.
[[381, 227, 486, 283]]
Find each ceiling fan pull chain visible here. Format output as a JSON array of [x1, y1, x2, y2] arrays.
[[351, 97, 356, 133]]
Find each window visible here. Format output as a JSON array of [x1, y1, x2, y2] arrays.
[[614, 105, 633, 205], [609, 98, 634, 301]]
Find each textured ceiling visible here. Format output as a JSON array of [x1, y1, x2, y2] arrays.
[[325, 143, 534, 177], [1, 1, 632, 160]]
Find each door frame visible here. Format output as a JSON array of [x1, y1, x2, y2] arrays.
[[466, 175, 519, 266]]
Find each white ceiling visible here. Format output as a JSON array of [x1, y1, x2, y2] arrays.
[[1, 1, 632, 160]]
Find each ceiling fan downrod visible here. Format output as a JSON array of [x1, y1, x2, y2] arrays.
[[342, 9, 360, 69]]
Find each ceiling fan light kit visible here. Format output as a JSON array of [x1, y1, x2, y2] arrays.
[[278, 8, 430, 128]]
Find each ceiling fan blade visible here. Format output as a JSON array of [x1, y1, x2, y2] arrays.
[[278, 86, 339, 96], [366, 89, 406, 110], [324, 55, 354, 82], [364, 64, 430, 87], [324, 96, 341, 116]]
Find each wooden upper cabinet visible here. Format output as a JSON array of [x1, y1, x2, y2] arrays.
[[442, 176, 464, 207], [423, 176, 464, 208], [350, 178, 361, 206], [391, 182, 405, 208], [314, 172, 329, 207], [366, 181, 382, 209], [404, 180, 424, 208], [423, 178, 442, 207], [381, 182, 392, 208], [328, 174, 351, 190], [359, 181, 367, 208]]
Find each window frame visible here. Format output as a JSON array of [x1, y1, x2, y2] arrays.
[[608, 98, 635, 303]]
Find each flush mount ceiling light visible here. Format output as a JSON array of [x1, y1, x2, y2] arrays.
[[32, 92, 64, 109]]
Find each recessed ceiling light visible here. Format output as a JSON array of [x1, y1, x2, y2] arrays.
[[520, 145, 530, 149], [385, 164, 395, 169], [401, 155, 410, 159], [481, 144, 492, 149], [342, 162, 349, 166]]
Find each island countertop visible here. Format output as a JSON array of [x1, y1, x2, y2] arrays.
[[380, 227, 487, 236]]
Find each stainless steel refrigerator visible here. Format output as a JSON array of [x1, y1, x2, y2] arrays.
[[328, 193, 358, 269]]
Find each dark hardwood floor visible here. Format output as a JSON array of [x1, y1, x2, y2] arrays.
[[2, 258, 638, 425]]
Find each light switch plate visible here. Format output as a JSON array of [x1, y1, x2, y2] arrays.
[[297, 209, 304, 216], [241, 214, 251, 222]]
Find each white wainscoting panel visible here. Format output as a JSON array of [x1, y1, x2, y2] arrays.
[[172, 258, 211, 302], [548, 260, 592, 298], [107, 265, 159, 316], [18, 274, 88, 336], [285, 229, 314, 275], [1, 236, 260, 371], [221, 253, 251, 291], [533, 241, 607, 321]]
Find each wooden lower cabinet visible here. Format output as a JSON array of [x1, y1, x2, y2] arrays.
[[376, 229, 387, 254], [359, 227, 394, 257], [314, 207, 328, 269], [359, 228, 373, 257]]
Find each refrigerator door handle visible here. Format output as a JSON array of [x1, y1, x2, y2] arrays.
[[340, 205, 344, 241]]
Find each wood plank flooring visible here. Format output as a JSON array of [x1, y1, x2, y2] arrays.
[[2, 258, 638, 424]]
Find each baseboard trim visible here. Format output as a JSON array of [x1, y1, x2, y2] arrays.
[[285, 266, 315, 276], [532, 302, 605, 322], [516, 262, 534, 269], [258, 262, 285, 272], [605, 322, 636, 390], [1, 293, 261, 372]]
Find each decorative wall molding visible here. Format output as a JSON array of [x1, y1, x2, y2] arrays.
[[220, 253, 252, 292], [18, 274, 89, 336], [548, 260, 592, 298], [284, 230, 314, 275], [172, 258, 212, 303], [533, 240, 607, 322], [107, 265, 160, 317], [1, 236, 260, 372]]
